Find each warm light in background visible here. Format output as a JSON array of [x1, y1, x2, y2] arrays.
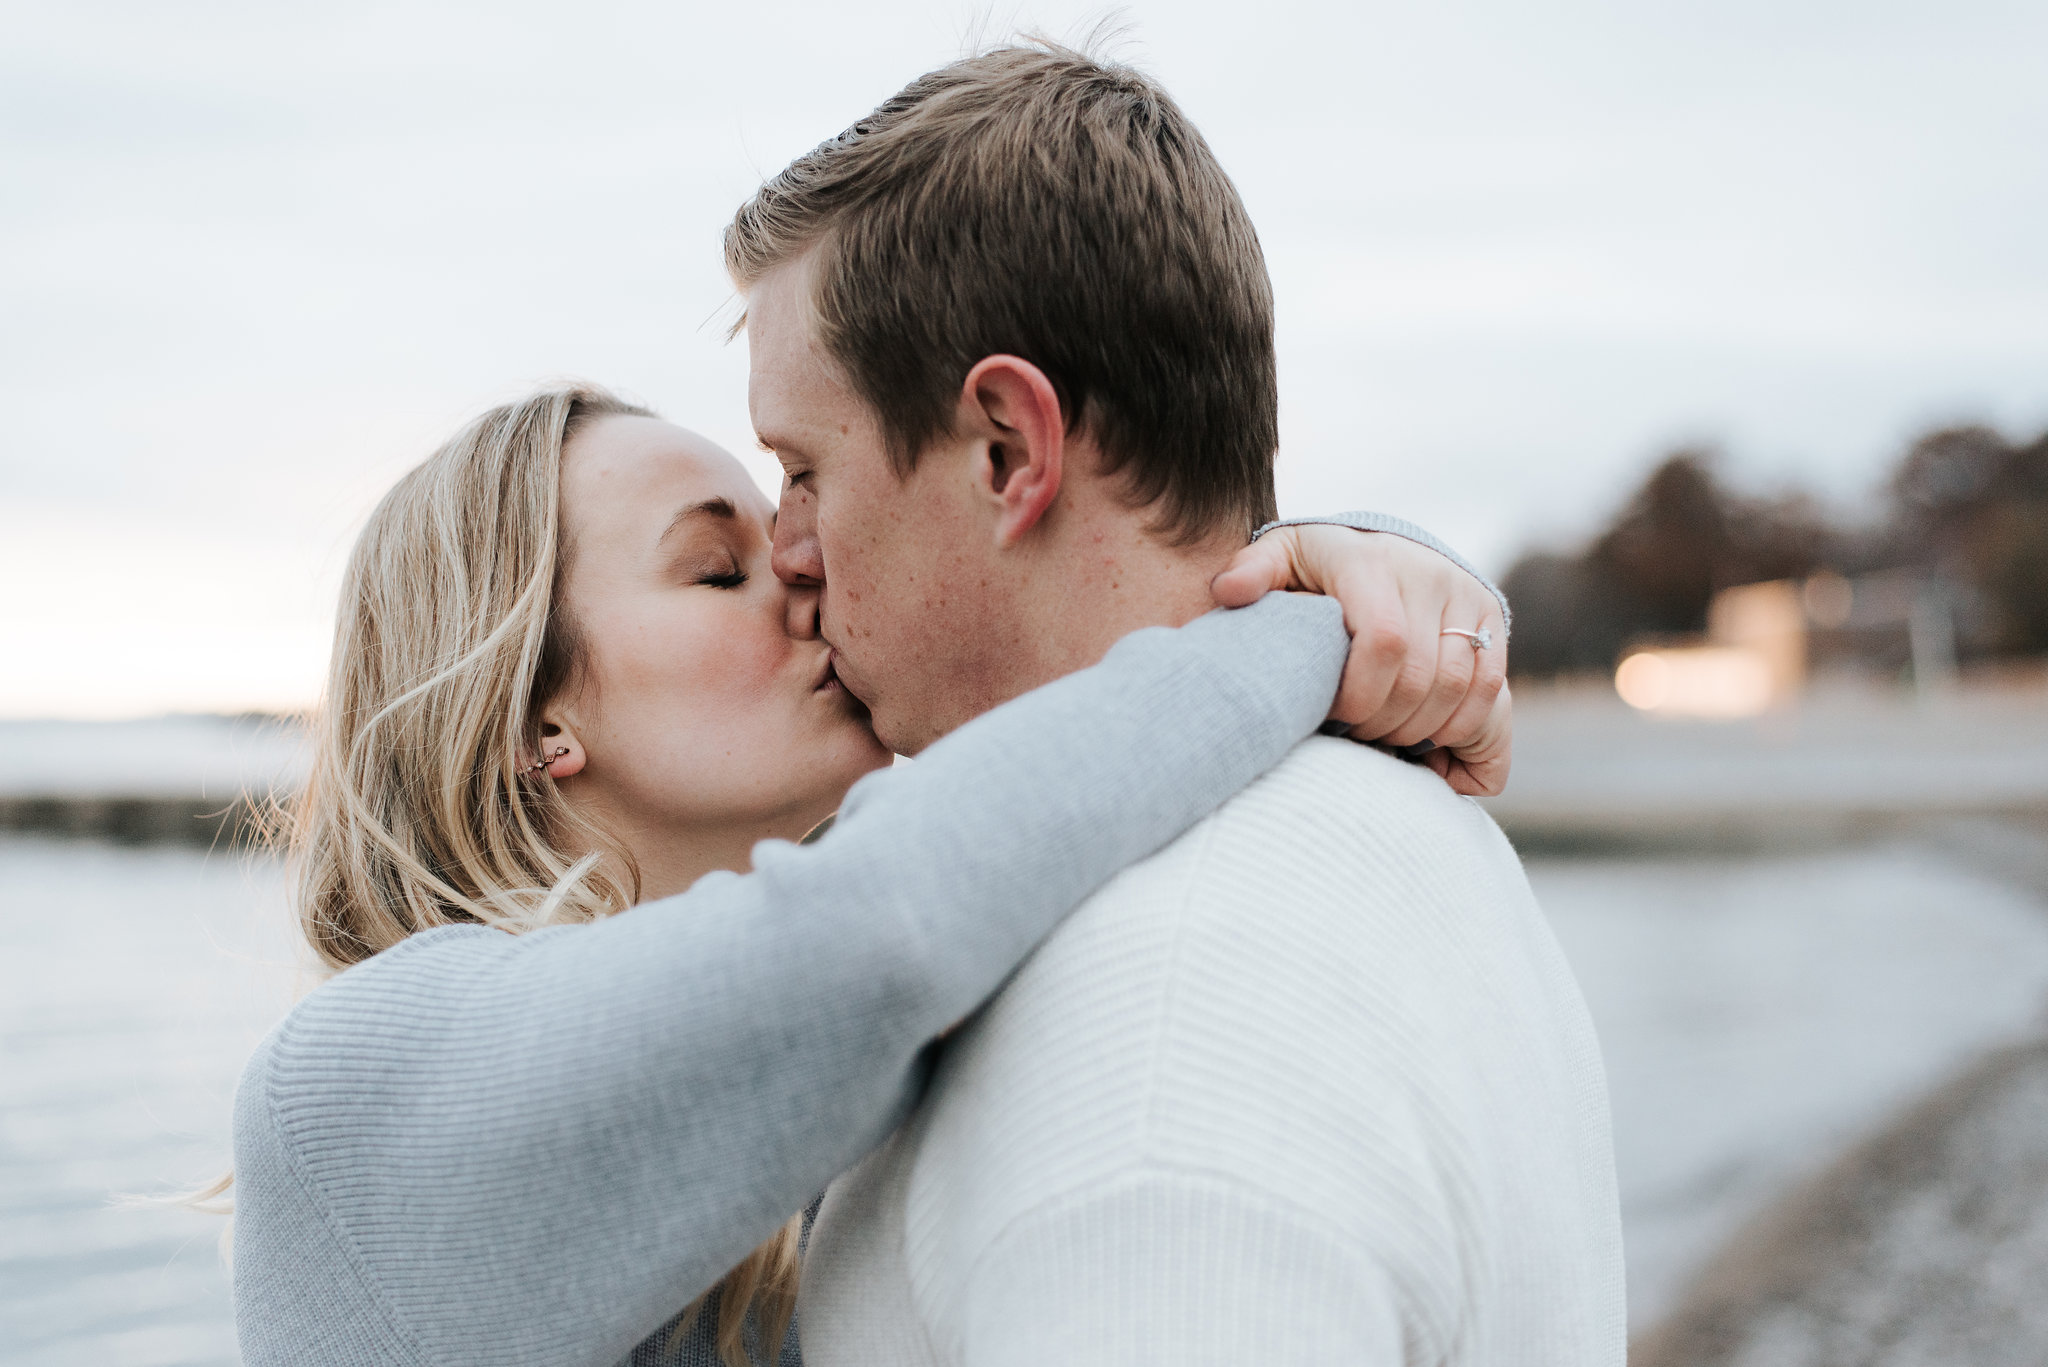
[[1616, 580, 1807, 718], [1615, 647, 1775, 718]]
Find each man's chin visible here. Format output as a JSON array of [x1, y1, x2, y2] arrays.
[[827, 675, 899, 752], [867, 715, 917, 759], [862, 702, 929, 759], [829, 658, 942, 756]]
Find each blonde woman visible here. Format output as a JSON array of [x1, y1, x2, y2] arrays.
[[229, 383, 1511, 1367]]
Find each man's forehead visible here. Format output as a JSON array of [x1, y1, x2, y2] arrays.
[[744, 269, 806, 392], [743, 260, 817, 373], [745, 271, 863, 445], [746, 362, 821, 456]]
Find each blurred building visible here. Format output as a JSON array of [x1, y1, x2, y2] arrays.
[[1616, 580, 1806, 718], [1503, 427, 2048, 693]]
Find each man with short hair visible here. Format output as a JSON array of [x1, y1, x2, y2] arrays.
[[734, 43, 1623, 1366]]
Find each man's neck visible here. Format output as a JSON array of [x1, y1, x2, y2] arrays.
[[1007, 512, 1246, 696]]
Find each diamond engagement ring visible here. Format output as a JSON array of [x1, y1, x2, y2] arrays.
[[1441, 627, 1493, 650]]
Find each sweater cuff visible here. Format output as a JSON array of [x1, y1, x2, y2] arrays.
[[1250, 512, 1511, 640]]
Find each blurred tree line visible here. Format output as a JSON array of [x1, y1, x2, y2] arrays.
[[1502, 425, 2048, 677]]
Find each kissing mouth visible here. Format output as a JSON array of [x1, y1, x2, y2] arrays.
[[813, 649, 844, 693], [814, 647, 874, 713]]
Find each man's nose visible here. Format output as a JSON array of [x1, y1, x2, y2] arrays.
[[771, 488, 825, 588], [772, 487, 826, 640]]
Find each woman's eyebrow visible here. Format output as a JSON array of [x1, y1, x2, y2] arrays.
[[657, 498, 738, 547]]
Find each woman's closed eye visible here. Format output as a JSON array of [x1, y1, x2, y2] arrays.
[[697, 559, 749, 589]]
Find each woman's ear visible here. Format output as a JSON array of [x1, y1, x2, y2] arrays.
[[523, 718, 587, 781], [959, 354, 1065, 546]]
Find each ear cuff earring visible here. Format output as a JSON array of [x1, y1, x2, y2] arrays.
[[525, 746, 570, 775]]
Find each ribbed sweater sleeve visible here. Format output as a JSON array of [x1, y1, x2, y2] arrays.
[[232, 593, 1349, 1367]]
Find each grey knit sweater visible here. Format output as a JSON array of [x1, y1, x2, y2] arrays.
[[231, 594, 1352, 1367]]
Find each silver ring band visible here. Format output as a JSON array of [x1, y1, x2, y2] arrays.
[[1441, 627, 1493, 650]]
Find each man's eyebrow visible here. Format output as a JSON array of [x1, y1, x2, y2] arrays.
[[754, 430, 807, 462], [657, 497, 738, 546]]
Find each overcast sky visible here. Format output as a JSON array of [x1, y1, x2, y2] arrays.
[[7, 0, 2046, 716]]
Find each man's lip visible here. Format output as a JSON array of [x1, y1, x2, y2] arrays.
[[817, 645, 872, 706]]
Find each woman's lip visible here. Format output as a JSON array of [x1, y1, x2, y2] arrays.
[[814, 651, 841, 692]]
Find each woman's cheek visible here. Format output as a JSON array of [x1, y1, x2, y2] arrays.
[[690, 607, 786, 705]]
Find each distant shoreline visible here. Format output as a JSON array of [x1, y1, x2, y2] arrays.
[[8, 687, 2048, 856], [0, 794, 263, 848]]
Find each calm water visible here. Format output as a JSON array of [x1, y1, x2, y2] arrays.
[[1, 839, 299, 1367], [5, 833, 2048, 1362]]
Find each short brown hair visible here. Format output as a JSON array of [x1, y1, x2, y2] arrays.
[[726, 41, 1279, 542]]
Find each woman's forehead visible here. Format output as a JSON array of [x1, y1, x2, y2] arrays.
[[564, 415, 775, 527]]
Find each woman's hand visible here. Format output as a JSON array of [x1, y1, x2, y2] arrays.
[[1210, 525, 1511, 796]]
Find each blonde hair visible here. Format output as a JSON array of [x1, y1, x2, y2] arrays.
[[271, 382, 800, 1364]]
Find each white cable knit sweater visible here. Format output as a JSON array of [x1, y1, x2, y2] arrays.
[[798, 738, 1625, 1366]]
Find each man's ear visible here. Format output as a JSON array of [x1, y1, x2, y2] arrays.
[[522, 717, 587, 781], [958, 355, 1065, 546]]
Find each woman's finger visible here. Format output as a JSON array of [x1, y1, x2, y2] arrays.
[[1329, 568, 1413, 727], [1209, 535, 1301, 608], [1340, 565, 1442, 738], [1412, 578, 1506, 739], [1438, 685, 1513, 796], [1429, 630, 1508, 755], [1381, 621, 1480, 748]]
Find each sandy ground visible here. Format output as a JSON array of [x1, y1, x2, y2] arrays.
[[1633, 1035, 2048, 1367], [1531, 842, 2048, 1329]]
